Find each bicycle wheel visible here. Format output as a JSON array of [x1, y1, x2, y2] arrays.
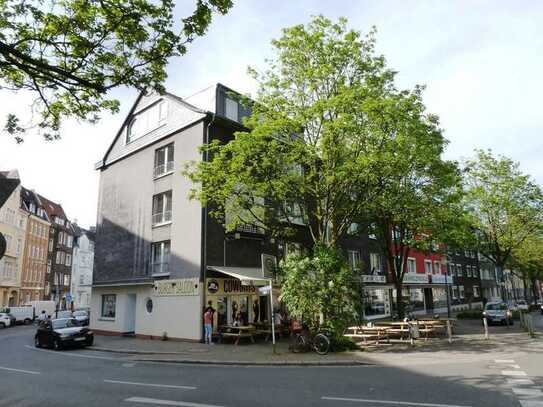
[[313, 333, 330, 355], [291, 334, 306, 353]]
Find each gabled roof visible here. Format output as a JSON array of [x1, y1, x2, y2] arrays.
[[20, 187, 50, 221], [37, 194, 68, 222], [0, 169, 20, 208]]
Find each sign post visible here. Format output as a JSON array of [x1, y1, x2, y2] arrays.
[[261, 254, 277, 354]]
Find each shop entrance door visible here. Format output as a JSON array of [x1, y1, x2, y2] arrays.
[[229, 295, 250, 325], [424, 288, 434, 314]]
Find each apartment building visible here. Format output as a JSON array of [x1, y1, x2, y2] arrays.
[[446, 249, 483, 309], [71, 225, 95, 309], [19, 188, 51, 303], [0, 170, 27, 306], [40, 195, 74, 308]]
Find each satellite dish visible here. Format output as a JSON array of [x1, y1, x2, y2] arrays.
[[0, 232, 6, 260]]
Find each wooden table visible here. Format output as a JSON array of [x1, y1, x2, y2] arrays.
[[344, 326, 391, 345], [219, 325, 256, 345]]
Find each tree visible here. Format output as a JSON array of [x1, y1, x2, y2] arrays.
[[509, 233, 543, 303], [186, 16, 397, 248], [464, 150, 543, 287], [0, 0, 233, 141], [360, 90, 465, 318]]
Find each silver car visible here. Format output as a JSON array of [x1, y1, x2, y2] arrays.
[[483, 302, 514, 325]]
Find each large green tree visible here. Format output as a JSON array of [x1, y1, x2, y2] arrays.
[[464, 150, 543, 285], [508, 233, 543, 303], [0, 0, 233, 141]]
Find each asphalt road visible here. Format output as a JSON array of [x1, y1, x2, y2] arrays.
[[1, 323, 542, 407]]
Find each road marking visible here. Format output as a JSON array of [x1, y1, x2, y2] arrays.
[[507, 378, 535, 385], [105, 379, 196, 390], [502, 370, 528, 376], [495, 359, 516, 363], [321, 396, 473, 407], [0, 366, 41, 375], [513, 388, 543, 396], [124, 397, 225, 407], [519, 401, 543, 407]]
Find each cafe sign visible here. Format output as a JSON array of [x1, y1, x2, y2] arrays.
[[154, 278, 200, 297], [206, 278, 257, 296], [403, 274, 429, 284]]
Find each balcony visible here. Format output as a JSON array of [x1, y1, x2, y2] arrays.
[[152, 211, 172, 226], [153, 161, 174, 178], [235, 224, 264, 234]]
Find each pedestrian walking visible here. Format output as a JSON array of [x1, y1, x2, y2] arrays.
[[203, 307, 214, 345]]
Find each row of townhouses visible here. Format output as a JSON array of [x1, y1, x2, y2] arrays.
[[90, 83, 542, 342], [0, 170, 95, 309]]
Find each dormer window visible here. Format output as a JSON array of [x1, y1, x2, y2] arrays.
[[225, 97, 238, 121], [126, 99, 168, 144]]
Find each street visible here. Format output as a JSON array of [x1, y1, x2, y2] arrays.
[[1, 323, 543, 407]]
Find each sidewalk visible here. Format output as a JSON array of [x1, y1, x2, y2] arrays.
[[89, 321, 542, 366]]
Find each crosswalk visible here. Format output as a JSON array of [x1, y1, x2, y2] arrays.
[[495, 359, 542, 407]]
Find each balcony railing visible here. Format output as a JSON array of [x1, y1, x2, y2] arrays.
[[235, 224, 264, 234], [154, 161, 174, 178], [152, 211, 172, 225]]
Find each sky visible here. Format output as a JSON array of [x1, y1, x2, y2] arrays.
[[1, 0, 542, 229]]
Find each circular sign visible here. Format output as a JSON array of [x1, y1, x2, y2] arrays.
[[0, 233, 6, 260], [207, 279, 219, 294]]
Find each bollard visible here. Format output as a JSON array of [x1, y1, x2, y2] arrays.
[[483, 317, 489, 340], [519, 312, 525, 329], [528, 314, 535, 337], [446, 319, 453, 344]]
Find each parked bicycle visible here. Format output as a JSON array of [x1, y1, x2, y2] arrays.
[[290, 327, 331, 355]]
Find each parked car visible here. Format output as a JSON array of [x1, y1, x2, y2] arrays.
[[0, 313, 12, 328], [483, 302, 514, 325], [516, 300, 529, 312], [34, 318, 94, 350], [4, 306, 34, 325], [72, 310, 89, 326]]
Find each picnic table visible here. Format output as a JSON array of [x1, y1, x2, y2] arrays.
[[344, 325, 391, 345], [219, 325, 256, 345], [376, 319, 454, 340]]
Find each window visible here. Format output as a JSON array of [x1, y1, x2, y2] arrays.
[[154, 144, 175, 177], [433, 261, 441, 275], [152, 191, 172, 225], [49, 238, 53, 252], [16, 239, 22, 255], [67, 235, 73, 248], [347, 250, 361, 271], [456, 264, 462, 277], [151, 241, 170, 275], [370, 253, 381, 274], [348, 223, 359, 235], [101, 294, 116, 318], [65, 254, 72, 267], [452, 286, 458, 300], [126, 100, 167, 143], [4, 234, 12, 252], [459, 285, 465, 299], [407, 258, 417, 274], [424, 260, 432, 275], [473, 285, 480, 298], [63, 275, 70, 286], [225, 97, 238, 121], [368, 223, 377, 240], [79, 275, 85, 285], [145, 298, 153, 314], [47, 259, 51, 273]]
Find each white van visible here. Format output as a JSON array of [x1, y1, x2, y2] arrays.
[[6, 307, 34, 324], [25, 301, 56, 318]]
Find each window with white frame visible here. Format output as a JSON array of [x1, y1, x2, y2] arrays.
[[101, 294, 116, 318], [407, 258, 417, 274], [152, 191, 172, 225], [459, 285, 465, 299], [126, 100, 167, 143], [65, 254, 72, 267], [63, 274, 70, 286], [370, 253, 381, 274], [49, 238, 53, 252], [154, 143, 174, 177], [424, 260, 432, 274], [347, 250, 361, 271], [151, 240, 170, 275], [225, 97, 238, 121], [433, 261, 441, 275], [368, 223, 377, 240], [67, 235, 73, 248], [473, 285, 480, 298], [455, 264, 461, 277], [452, 286, 458, 299]]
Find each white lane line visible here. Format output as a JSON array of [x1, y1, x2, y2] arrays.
[[513, 388, 543, 396], [124, 397, 225, 407], [502, 370, 528, 376], [0, 366, 41, 375], [520, 401, 543, 407], [507, 378, 535, 386], [321, 396, 473, 407], [105, 379, 196, 390], [495, 359, 516, 363]]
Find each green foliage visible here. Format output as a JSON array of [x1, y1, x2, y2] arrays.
[[330, 335, 360, 352], [463, 150, 543, 268], [279, 245, 363, 337], [186, 16, 402, 247], [0, 0, 233, 141]]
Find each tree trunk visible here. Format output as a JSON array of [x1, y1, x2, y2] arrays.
[[531, 278, 539, 304], [395, 281, 405, 319], [523, 278, 528, 302]]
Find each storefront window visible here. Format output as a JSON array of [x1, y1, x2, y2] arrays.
[[363, 288, 389, 317], [408, 288, 425, 311], [217, 297, 228, 327], [432, 287, 448, 309]]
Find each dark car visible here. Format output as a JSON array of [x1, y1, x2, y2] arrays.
[[34, 318, 94, 350], [72, 310, 89, 326]]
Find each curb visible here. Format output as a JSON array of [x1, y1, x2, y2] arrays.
[[87, 347, 372, 366]]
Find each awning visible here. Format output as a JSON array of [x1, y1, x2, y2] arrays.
[[207, 266, 269, 286]]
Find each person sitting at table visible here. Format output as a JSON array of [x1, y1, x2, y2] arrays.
[[233, 312, 242, 327]]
